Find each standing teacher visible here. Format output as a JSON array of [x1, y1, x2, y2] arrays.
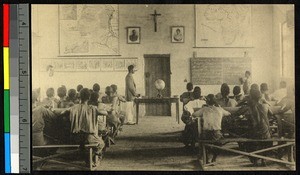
[[125, 65, 139, 125]]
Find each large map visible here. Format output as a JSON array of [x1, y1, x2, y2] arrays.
[[59, 5, 119, 56], [195, 5, 252, 47]]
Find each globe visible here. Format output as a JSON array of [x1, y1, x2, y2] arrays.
[[155, 79, 165, 90], [155, 79, 165, 98]]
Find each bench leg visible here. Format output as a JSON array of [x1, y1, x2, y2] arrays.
[[202, 144, 207, 166], [288, 145, 294, 162], [89, 148, 93, 170]]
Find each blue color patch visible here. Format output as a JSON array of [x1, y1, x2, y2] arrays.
[[4, 133, 11, 173]]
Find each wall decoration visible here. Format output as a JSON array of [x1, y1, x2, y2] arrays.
[[125, 58, 138, 70], [52, 60, 64, 72], [171, 26, 184, 43], [101, 59, 114, 71], [195, 5, 252, 47], [114, 59, 126, 71], [63, 59, 75, 71], [75, 60, 88, 71], [127, 27, 141, 44], [88, 59, 101, 71], [59, 5, 119, 56]]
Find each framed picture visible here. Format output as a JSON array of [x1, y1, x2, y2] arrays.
[[101, 59, 114, 71], [127, 27, 141, 44], [125, 58, 138, 70], [114, 59, 126, 71], [75, 60, 88, 71], [171, 26, 184, 43], [88, 59, 101, 71], [63, 59, 75, 71]]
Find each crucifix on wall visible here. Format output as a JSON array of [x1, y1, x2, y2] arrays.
[[150, 10, 161, 32]]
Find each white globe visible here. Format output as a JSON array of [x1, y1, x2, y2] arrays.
[[155, 79, 165, 90]]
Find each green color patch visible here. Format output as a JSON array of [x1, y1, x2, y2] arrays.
[[4, 90, 10, 133]]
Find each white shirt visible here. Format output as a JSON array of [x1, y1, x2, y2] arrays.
[[184, 99, 206, 115], [270, 88, 287, 102], [193, 106, 230, 131]]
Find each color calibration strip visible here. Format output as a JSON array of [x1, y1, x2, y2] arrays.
[[3, 4, 11, 173], [10, 4, 20, 173]]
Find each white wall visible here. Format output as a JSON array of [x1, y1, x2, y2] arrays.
[[32, 5, 285, 101]]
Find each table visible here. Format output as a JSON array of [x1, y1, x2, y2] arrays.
[[134, 97, 180, 124]]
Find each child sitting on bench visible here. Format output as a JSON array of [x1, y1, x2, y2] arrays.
[[64, 88, 108, 166], [193, 94, 231, 163]]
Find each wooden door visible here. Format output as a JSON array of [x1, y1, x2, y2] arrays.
[[144, 54, 171, 116]]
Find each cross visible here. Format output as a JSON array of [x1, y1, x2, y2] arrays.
[[150, 10, 161, 32]]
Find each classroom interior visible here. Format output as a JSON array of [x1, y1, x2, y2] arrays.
[[31, 4, 295, 171]]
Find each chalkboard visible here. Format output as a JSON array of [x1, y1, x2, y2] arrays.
[[190, 57, 251, 85]]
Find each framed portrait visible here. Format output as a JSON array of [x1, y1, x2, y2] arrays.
[[114, 59, 126, 71], [101, 59, 114, 71], [127, 27, 141, 44], [171, 26, 184, 43]]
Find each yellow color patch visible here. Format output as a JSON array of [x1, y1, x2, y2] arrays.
[[4, 47, 10, 90]]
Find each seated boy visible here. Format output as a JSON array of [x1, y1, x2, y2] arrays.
[[181, 86, 206, 149], [232, 86, 244, 103], [193, 94, 231, 163], [65, 88, 107, 166], [65, 89, 77, 107], [41, 87, 58, 109], [216, 83, 238, 107], [180, 82, 194, 108], [57, 86, 68, 108]]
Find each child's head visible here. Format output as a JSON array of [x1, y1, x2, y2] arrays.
[[280, 81, 287, 89], [46, 88, 55, 98], [111, 84, 118, 93], [250, 88, 261, 102], [260, 83, 268, 93], [186, 82, 193, 91], [68, 89, 77, 101], [105, 86, 113, 96], [221, 83, 230, 98], [77, 84, 83, 92], [80, 88, 91, 103], [233, 86, 241, 96], [245, 71, 251, 78], [89, 92, 99, 104], [93, 83, 100, 92], [206, 94, 218, 106], [193, 86, 201, 99], [57, 86, 67, 99], [250, 83, 259, 91]]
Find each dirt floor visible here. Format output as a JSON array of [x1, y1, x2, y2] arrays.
[[37, 115, 294, 171]]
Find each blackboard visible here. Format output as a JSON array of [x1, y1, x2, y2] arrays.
[[190, 57, 251, 85]]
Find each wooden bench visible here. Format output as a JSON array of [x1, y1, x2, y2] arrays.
[[194, 106, 295, 170], [198, 138, 295, 170], [33, 143, 101, 171]]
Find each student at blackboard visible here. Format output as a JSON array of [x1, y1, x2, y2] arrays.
[[232, 86, 244, 103], [216, 83, 238, 107], [180, 82, 194, 107], [240, 71, 252, 95]]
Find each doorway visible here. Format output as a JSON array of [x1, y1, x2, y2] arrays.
[[144, 54, 171, 116]]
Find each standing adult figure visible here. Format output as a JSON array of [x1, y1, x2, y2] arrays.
[[125, 65, 139, 125]]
